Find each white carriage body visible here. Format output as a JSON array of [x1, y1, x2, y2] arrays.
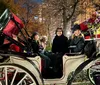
[[1, 38, 100, 85], [9, 54, 97, 85], [0, 9, 100, 85], [9, 56, 43, 85]]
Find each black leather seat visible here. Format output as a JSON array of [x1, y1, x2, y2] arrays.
[[67, 45, 83, 56]]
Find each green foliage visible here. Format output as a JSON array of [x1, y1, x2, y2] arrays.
[[45, 42, 52, 51], [67, 70, 90, 83]]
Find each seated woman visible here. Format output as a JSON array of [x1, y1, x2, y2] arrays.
[[52, 28, 68, 54], [69, 24, 85, 53], [50, 28, 68, 74], [39, 36, 48, 53], [29, 32, 50, 70]]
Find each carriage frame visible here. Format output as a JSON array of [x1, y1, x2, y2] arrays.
[[0, 9, 100, 85]]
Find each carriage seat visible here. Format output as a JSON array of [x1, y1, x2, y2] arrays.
[[65, 52, 82, 56], [67, 45, 83, 56]]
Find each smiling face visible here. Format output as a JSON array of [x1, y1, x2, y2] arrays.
[[56, 29, 63, 36], [74, 29, 81, 36], [34, 34, 39, 41]]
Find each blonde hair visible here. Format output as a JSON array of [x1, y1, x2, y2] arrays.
[[71, 33, 84, 39], [40, 36, 47, 43]]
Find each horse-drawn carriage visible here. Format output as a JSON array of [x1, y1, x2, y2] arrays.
[[0, 9, 100, 85]]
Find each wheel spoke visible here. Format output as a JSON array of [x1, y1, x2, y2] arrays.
[[11, 68, 18, 85], [0, 64, 39, 85], [30, 82, 36, 85], [5, 67, 8, 85], [16, 74, 27, 85], [0, 81, 2, 85], [88, 63, 100, 85]]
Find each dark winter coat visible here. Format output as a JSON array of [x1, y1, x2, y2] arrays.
[[52, 35, 68, 54], [69, 35, 85, 53], [31, 40, 39, 53]]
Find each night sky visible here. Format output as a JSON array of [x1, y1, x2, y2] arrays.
[[32, 0, 42, 3], [15, 0, 42, 3]]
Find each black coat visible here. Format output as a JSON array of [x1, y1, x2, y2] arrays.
[[52, 35, 68, 54], [69, 36, 85, 52], [31, 40, 39, 53]]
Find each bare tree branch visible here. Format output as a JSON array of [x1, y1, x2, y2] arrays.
[[66, 0, 79, 22]]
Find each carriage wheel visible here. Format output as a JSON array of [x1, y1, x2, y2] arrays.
[[87, 63, 100, 85], [0, 63, 39, 85]]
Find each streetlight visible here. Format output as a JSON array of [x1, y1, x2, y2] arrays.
[[34, 16, 38, 20]]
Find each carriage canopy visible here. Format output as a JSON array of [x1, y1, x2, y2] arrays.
[[0, 9, 24, 37]]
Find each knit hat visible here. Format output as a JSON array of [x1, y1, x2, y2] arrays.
[[72, 24, 81, 32], [31, 32, 39, 39]]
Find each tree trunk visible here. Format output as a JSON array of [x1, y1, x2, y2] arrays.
[[62, 8, 71, 37], [47, 17, 52, 50], [64, 20, 72, 37], [62, 8, 66, 35]]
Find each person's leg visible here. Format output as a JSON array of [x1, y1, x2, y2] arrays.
[[53, 53, 63, 72], [44, 51, 56, 67], [39, 53, 51, 69]]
